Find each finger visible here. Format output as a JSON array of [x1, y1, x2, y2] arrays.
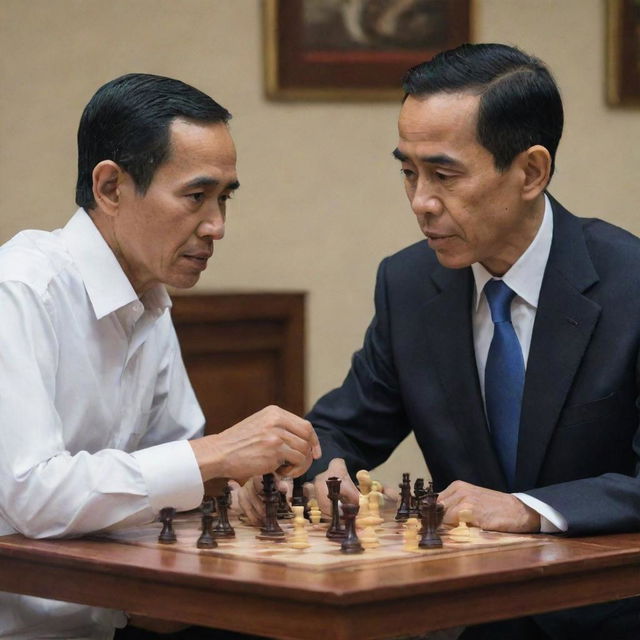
[[338, 476, 360, 504], [237, 482, 265, 525], [275, 444, 314, 478], [275, 476, 292, 497], [274, 409, 322, 459], [382, 485, 400, 502], [275, 427, 318, 464], [314, 478, 333, 516], [303, 481, 316, 501]]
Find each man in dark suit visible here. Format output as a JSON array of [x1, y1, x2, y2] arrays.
[[301, 43, 640, 639]]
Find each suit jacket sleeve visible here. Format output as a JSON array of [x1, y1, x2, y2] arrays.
[[305, 258, 411, 479]]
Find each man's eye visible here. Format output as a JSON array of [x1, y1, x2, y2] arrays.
[[219, 193, 233, 203], [401, 169, 416, 179], [188, 192, 205, 202], [435, 172, 452, 181]]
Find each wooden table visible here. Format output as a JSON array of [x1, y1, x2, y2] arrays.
[[1, 531, 640, 639]]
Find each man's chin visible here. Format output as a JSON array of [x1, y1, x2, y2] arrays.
[[166, 273, 202, 290], [433, 251, 473, 271]]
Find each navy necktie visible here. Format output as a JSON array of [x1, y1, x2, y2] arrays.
[[484, 279, 524, 489]]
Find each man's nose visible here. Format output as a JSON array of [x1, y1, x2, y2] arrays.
[[410, 180, 443, 218], [197, 206, 225, 240]]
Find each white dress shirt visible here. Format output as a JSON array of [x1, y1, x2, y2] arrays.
[[0, 209, 206, 639], [471, 195, 567, 533]]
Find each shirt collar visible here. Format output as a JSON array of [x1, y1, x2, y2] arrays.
[[60, 208, 172, 320], [472, 193, 553, 310]]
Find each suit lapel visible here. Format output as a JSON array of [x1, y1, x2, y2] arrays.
[[515, 198, 601, 490], [423, 264, 507, 489]]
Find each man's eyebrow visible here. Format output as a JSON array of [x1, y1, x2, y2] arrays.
[[419, 154, 460, 167], [392, 148, 461, 168], [184, 176, 240, 191]]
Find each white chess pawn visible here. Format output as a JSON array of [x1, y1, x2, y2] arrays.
[[356, 493, 371, 528], [360, 525, 379, 549], [289, 505, 310, 549], [367, 488, 384, 527], [356, 469, 372, 495], [448, 507, 473, 543], [403, 517, 420, 551], [307, 498, 322, 525]]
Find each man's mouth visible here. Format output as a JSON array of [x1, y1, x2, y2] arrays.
[[182, 251, 213, 269], [425, 232, 454, 242]]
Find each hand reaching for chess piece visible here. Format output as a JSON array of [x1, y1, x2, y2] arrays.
[[232, 474, 292, 526], [189, 406, 322, 486], [313, 458, 360, 518]]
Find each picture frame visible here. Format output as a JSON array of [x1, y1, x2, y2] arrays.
[[264, 0, 472, 101], [607, 0, 640, 105]]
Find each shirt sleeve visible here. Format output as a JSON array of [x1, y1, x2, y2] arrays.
[[0, 281, 202, 539], [513, 492, 568, 533]]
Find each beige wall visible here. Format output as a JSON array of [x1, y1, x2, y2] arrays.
[[2, 0, 639, 486]]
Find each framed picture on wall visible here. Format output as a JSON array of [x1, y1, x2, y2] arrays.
[[607, 0, 640, 105], [263, 0, 472, 100]]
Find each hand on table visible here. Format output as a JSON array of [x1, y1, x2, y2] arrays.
[[438, 480, 540, 533], [190, 405, 321, 485]]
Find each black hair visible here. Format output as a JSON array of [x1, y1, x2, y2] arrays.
[[75, 73, 232, 210], [402, 43, 563, 178]]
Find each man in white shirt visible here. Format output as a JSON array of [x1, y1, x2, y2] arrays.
[[0, 73, 320, 639], [293, 44, 640, 639]]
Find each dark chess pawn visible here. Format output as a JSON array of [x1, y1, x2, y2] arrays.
[[200, 494, 216, 517], [418, 485, 445, 549], [340, 503, 364, 554], [212, 483, 235, 539], [197, 513, 218, 549], [257, 473, 286, 541], [277, 490, 294, 519], [395, 472, 412, 522], [158, 507, 177, 544], [326, 476, 346, 540], [410, 478, 425, 517]]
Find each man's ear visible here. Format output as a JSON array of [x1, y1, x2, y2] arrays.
[[92, 160, 124, 216], [521, 145, 551, 201]]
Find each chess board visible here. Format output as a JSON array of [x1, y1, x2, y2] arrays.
[[102, 512, 544, 571]]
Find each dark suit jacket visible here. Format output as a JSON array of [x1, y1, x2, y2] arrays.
[[307, 195, 640, 536]]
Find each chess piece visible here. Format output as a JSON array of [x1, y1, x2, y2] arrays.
[[359, 525, 379, 549], [418, 486, 444, 549], [403, 517, 420, 551], [212, 483, 236, 539], [414, 480, 428, 520], [200, 494, 216, 515], [307, 498, 322, 525], [340, 503, 364, 554], [158, 507, 177, 544], [411, 478, 425, 517], [449, 507, 473, 543], [197, 513, 218, 548], [277, 490, 294, 519], [356, 469, 372, 495], [289, 505, 310, 550], [257, 473, 286, 541], [367, 489, 384, 527], [395, 472, 412, 522], [291, 477, 310, 520], [356, 493, 371, 528], [326, 477, 346, 540]]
